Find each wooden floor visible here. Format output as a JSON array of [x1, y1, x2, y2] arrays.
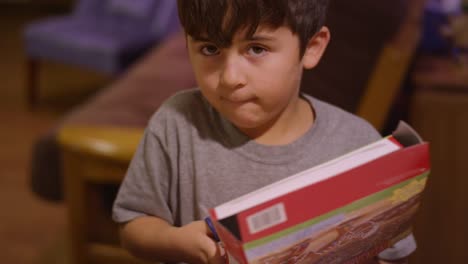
[[0, 5, 110, 264]]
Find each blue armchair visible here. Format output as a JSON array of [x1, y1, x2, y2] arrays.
[[23, 0, 180, 108]]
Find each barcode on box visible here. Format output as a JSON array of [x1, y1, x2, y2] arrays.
[[246, 203, 287, 234]]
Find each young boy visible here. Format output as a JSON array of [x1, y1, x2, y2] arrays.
[[113, 1, 416, 263]]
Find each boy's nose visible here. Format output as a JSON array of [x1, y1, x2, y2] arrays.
[[219, 56, 247, 90]]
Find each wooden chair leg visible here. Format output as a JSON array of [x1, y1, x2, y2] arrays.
[[63, 151, 88, 264], [26, 58, 39, 110]]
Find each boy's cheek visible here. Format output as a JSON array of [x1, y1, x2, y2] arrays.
[[192, 62, 220, 80], [195, 72, 221, 91]]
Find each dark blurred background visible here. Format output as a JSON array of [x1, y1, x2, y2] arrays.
[[0, 1, 108, 264]]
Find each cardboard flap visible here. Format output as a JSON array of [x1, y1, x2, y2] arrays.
[[392, 121, 424, 146]]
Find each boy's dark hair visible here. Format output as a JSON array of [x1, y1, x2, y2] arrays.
[[177, 0, 329, 56]]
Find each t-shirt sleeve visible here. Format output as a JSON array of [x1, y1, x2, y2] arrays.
[[112, 124, 175, 225], [378, 233, 417, 260]]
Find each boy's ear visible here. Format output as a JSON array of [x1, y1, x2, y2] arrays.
[[302, 26, 331, 69]]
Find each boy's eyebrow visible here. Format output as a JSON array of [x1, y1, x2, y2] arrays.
[[246, 34, 276, 42]]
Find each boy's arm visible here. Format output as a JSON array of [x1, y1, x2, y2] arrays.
[[120, 216, 224, 264]]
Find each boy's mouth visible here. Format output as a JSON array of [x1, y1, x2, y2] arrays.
[[220, 96, 256, 104]]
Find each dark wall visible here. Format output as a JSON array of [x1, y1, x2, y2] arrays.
[[301, 0, 408, 113]]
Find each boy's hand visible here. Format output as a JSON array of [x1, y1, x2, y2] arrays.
[[120, 217, 224, 263], [174, 220, 225, 264]]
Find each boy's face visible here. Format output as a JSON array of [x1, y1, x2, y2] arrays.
[[186, 25, 329, 135]]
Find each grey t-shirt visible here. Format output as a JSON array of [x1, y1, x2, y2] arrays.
[[112, 89, 415, 261]]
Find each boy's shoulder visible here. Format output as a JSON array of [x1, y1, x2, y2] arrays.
[[304, 94, 381, 141], [148, 88, 203, 118], [159, 88, 204, 112], [146, 88, 209, 131]]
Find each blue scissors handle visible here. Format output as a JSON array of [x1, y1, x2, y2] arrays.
[[204, 217, 220, 242]]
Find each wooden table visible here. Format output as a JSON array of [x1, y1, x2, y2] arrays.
[[59, 125, 149, 264]]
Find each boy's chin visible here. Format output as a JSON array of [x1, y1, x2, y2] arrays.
[[216, 107, 271, 132], [229, 117, 270, 134], [229, 118, 259, 130]]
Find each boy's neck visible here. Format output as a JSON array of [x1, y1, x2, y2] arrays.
[[239, 97, 314, 146]]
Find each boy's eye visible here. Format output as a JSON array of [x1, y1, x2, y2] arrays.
[[248, 46, 267, 57], [200, 45, 219, 56]]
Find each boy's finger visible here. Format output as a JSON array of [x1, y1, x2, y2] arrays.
[[209, 244, 225, 264], [199, 221, 215, 239]]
